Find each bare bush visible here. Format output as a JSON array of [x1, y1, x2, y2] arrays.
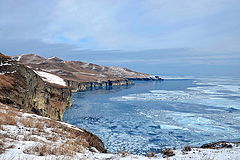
[[0, 140, 5, 154], [161, 149, 175, 157], [24, 142, 84, 156]]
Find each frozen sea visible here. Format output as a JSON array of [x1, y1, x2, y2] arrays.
[[63, 76, 240, 154]]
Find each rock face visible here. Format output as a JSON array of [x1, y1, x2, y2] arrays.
[[13, 54, 158, 92], [0, 53, 72, 120], [66, 79, 133, 92]]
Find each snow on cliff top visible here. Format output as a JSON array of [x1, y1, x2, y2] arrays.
[[33, 70, 67, 86]]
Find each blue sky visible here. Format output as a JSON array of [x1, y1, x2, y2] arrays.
[[0, 0, 239, 76]]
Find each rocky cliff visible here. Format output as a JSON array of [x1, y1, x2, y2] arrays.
[[13, 54, 160, 92], [0, 53, 72, 121]]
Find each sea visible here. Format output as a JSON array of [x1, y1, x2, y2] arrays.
[[63, 76, 240, 155]]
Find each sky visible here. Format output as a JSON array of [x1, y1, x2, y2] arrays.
[[0, 0, 240, 76]]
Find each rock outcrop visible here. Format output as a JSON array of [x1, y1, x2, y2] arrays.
[[0, 53, 72, 121]]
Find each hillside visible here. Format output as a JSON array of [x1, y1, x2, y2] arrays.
[[13, 54, 158, 83]]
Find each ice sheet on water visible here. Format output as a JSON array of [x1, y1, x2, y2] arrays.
[[64, 77, 240, 154], [160, 124, 184, 130], [110, 77, 240, 109]]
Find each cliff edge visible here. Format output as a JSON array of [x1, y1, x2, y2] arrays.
[[0, 53, 72, 121]]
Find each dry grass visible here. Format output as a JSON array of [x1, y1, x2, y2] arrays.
[[45, 119, 62, 129], [24, 142, 84, 156], [0, 112, 17, 126], [46, 135, 59, 142], [118, 151, 129, 157], [0, 135, 15, 155], [161, 149, 175, 157], [19, 118, 44, 130], [0, 103, 104, 157], [0, 106, 22, 128], [52, 128, 65, 135], [147, 152, 156, 157], [0, 140, 5, 154], [23, 134, 40, 142], [182, 146, 192, 152]]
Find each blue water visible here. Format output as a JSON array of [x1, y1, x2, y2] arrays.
[[63, 76, 240, 154]]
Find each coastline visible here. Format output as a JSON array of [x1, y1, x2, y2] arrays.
[[66, 79, 134, 93], [1, 53, 239, 159]]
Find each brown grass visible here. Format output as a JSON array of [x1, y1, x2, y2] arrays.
[[23, 134, 40, 142], [161, 149, 175, 157], [19, 118, 44, 130], [24, 142, 84, 156], [0, 104, 103, 157], [44, 119, 62, 129], [147, 152, 156, 157], [182, 146, 192, 152], [0, 112, 17, 126], [118, 151, 129, 157], [46, 135, 59, 142], [0, 140, 5, 154], [0, 106, 22, 127], [52, 128, 65, 135]]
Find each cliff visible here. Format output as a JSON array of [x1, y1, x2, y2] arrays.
[[0, 53, 72, 121], [12, 54, 160, 92]]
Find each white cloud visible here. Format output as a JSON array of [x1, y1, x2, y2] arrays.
[[0, 0, 240, 52]]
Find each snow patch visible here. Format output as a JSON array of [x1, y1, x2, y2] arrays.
[[0, 62, 12, 66], [47, 56, 57, 59], [81, 63, 90, 68], [33, 70, 67, 86], [0, 70, 17, 75], [15, 56, 22, 61]]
